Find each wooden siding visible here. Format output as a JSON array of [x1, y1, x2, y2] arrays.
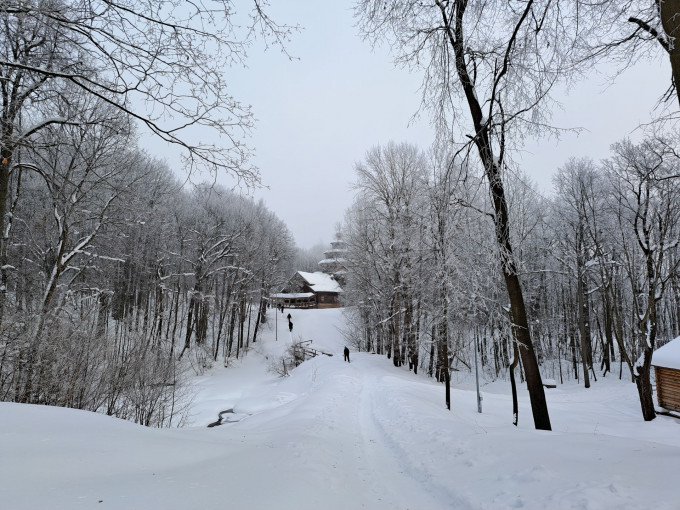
[[654, 366, 680, 413], [316, 292, 340, 309], [317, 302, 340, 309]]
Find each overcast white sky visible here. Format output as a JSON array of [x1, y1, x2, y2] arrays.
[[146, 2, 670, 250]]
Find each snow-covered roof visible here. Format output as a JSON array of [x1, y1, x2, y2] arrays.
[[297, 271, 342, 293], [318, 258, 347, 265], [271, 292, 315, 299], [653, 336, 680, 370]]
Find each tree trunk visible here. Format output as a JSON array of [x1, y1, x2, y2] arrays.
[[634, 288, 657, 421], [195, 298, 208, 345], [252, 297, 266, 344], [658, 0, 680, 107], [214, 280, 230, 361], [227, 305, 237, 358], [437, 305, 451, 409], [601, 307, 612, 375], [97, 293, 110, 338], [428, 325, 435, 378], [509, 339, 520, 426], [504, 267, 551, 429], [634, 249, 660, 421], [169, 279, 181, 358], [444, 361, 451, 411], [634, 352, 656, 422], [391, 293, 401, 367], [178, 291, 195, 360], [0, 150, 11, 323], [577, 263, 591, 388], [443, 1, 550, 430]]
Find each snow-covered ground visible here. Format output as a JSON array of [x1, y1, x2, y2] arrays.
[[1, 308, 678, 509]]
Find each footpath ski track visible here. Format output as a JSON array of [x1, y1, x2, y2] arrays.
[[313, 355, 464, 509], [358, 365, 473, 509]]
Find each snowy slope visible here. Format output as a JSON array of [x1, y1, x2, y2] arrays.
[[1, 308, 679, 510]]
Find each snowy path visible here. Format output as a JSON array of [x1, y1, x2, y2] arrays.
[[211, 353, 452, 509], [275, 355, 454, 509], [2, 307, 679, 509]]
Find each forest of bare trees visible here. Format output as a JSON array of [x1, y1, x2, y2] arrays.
[[0, 126, 296, 424], [3, 0, 680, 432], [0, 1, 296, 426], [349, 1, 680, 426], [0, 139, 295, 425]]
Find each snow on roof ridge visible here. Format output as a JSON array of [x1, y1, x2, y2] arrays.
[[271, 292, 315, 299]]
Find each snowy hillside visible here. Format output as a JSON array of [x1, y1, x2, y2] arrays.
[[1, 308, 678, 510]]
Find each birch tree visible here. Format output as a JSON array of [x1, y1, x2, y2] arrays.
[[604, 135, 680, 420]]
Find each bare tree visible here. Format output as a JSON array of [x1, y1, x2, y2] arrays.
[[603, 135, 680, 420], [355, 0, 579, 430], [0, 1, 295, 316], [553, 159, 601, 388], [13, 94, 142, 402], [588, 1, 680, 106], [0, 0, 295, 179], [351, 142, 428, 368]]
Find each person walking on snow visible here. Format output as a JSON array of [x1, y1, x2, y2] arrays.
[[344, 346, 350, 363]]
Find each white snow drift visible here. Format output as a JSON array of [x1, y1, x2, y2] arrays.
[[1, 308, 678, 509]]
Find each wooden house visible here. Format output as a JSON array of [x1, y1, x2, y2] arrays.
[[272, 271, 343, 309], [269, 292, 317, 309], [652, 336, 680, 413], [292, 271, 342, 308]]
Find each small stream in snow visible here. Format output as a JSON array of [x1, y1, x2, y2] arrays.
[[207, 409, 249, 428]]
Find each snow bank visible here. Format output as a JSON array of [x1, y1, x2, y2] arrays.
[[2, 307, 679, 510]]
